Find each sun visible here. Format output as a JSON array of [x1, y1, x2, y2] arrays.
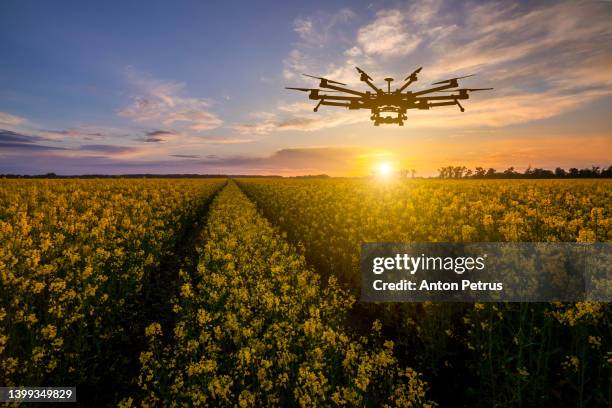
[[376, 162, 393, 177]]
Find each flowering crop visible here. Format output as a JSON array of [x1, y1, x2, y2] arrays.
[[0, 179, 224, 390], [132, 182, 432, 407], [237, 178, 611, 406], [1, 177, 609, 406]]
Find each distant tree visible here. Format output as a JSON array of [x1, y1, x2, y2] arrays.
[[430, 164, 610, 179], [503, 167, 518, 178], [474, 167, 486, 178], [531, 168, 554, 178]]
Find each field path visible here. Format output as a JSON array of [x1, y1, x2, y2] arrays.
[[129, 180, 431, 406]]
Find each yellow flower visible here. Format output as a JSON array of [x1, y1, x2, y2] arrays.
[[41, 324, 57, 340], [145, 322, 163, 338]]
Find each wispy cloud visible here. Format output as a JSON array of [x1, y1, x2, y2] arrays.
[[41, 129, 105, 141], [142, 130, 177, 143], [356, 10, 421, 57], [78, 144, 140, 155], [170, 154, 201, 159], [0, 129, 49, 144], [233, 110, 367, 135], [0, 129, 68, 155], [292, 8, 356, 48], [119, 68, 223, 132], [0, 112, 27, 127], [201, 146, 368, 175]]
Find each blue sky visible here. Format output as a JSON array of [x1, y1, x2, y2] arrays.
[[1, 0, 611, 175]]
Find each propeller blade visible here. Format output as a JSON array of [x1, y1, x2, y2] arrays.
[[355, 66, 373, 81], [285, 87, 343, 93], [404, 67, 422, 81], [302, 74, 347, 86], [432, 74, 475, 85], [285, 87, 313, 92]]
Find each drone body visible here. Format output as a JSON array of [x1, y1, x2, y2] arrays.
[[287, 67, 492, 126]]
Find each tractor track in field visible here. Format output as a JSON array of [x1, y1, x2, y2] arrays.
[[91, 180, 227, 407]]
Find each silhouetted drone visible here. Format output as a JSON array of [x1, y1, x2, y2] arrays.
[[286, 67, 492, 126]]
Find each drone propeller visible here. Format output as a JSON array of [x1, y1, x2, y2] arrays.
[[355, 66, 373, 81], [302, 74, 347, 86], [432, 74, 475, 85], [285, 87, 342, 93], [285, 87, 313, 92], [404, 67, 423, 81]]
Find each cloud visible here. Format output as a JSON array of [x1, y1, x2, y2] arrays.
[[292, 8, 356, 47], [202, 146, 368, 175], [276, 102, 314, 113], [407, 0, 443, 25], [356, 10, 421, 57], [233, 110, 367, 135], [142, 129, 177, 143], [78, 144, 140, 154], [0, 142, 67, 152], [0, 112, 27, 126], [293, 18, 314, 40], [170, 154, 201, 159], [283, 9, 358, 80], [119, 69, 223, 132], [42, 129, 104, 140], [0, 130, 67, 154], [0, 129, 49, 144], [283, 49, 309, 80], [429, 1, 612, 77], [399, 88, 611, 128]]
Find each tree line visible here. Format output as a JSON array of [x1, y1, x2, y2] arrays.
[[436, 165, 612, 179]]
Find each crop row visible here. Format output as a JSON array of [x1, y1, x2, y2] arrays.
[[129, 182, 433, 407], [0, 179, 224, 394], [237, 178, 611, 406]]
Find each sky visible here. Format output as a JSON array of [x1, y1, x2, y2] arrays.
[[1, 0, 611, 176]]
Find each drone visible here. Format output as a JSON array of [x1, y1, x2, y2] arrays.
[[286, 67, 492, 126]]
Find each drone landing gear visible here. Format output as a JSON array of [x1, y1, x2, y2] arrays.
[[455, 99, 465, 112]]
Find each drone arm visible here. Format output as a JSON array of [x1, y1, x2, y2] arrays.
[[318, 95, 362, 102], [363, 78, 382, 93], [317, 101, 351, 110], [321, 83, 367, 97], [397, 78, 416, 92], [412, 82, 457, 96], [397, 68, 422, 92], [355, 67, 382, 93], [427, 100, 465, 112], [313, 98, 351, 112], [415, 93, 465, 102]]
